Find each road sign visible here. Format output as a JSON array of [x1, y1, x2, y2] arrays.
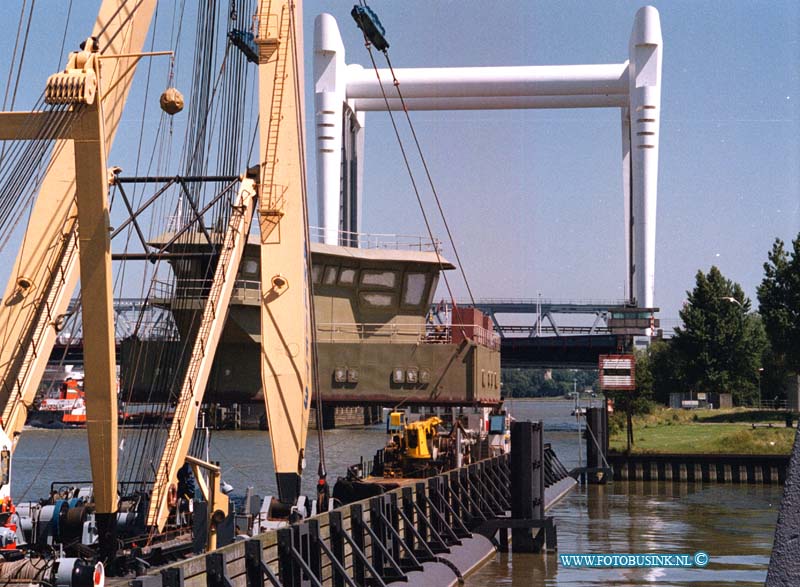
[[599, 354, 636, 390]]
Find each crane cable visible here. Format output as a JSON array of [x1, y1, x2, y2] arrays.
[[381, 51, 477, 308], [354, 1, 477, 309], [354, 14, 471, 348]]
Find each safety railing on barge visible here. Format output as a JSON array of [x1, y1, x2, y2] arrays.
[[133, 449, 573, 587]]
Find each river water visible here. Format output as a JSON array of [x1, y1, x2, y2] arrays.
[[11, 399, 780, 585]]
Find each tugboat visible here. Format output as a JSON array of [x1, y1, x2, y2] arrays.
[[28, 372, 87, 429]]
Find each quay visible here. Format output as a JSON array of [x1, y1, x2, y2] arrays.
[[608, 453, 789, 484], [121, 422, 576, 587], [578, 406, 790, 486]]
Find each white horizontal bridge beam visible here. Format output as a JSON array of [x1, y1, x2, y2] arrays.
[[345, 63, 629, 101], [351, 94, 629, 111]]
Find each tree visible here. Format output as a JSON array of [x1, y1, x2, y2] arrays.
[[672, 266, 767, 405], [757, 234, 800, 382], [648, 339, 685, 404], [500, 368, 598, 398]]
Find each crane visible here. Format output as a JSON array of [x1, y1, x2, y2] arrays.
[[0, 0, 315, 558], [0, 0, 157, 559], [145, 0, 314, 538]]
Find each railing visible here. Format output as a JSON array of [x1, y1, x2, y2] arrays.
[[309, 226, 442, 253], [138, 442, 576, 586], [746, 399, 789, 410], [150, 278, 262, 304], [253, 10, 279, 41], [140, 454, 513, 587], [499, 325, 612, 335], [317, 322, 500, 349], [468, 297, 632, 307], [454, 323, 501, 350], [52, 295, 181, 344], [316, 322, 452, 344]]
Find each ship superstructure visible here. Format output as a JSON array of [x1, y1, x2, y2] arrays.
[[122, 232, 500, 407]]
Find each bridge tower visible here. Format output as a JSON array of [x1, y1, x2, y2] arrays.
[[313, 7, 662, 309]]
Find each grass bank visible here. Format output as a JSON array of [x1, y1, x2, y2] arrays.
[[609, 408, 796, 455]]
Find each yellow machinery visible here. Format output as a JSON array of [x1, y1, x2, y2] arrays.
[[404, 417, 443, 460], [383, 413, 444, 478]]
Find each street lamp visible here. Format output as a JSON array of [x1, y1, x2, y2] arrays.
[[758, 367, 764, 403]]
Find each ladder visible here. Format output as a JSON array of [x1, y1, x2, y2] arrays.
[[258, 3, 290, 239], [148, 181, 256, 529]]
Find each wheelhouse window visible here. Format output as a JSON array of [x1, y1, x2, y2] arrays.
[[360, 292, 395, 308], [323, 266, 338, 285], [242, 258, 258, 277], [361, 270, 397, 289], [339, 267, 357, 286], [311, 264, 322, 284], [402, 273, 428, 306], [426, 274, 440, 306]]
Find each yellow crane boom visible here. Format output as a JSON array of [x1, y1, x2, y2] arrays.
[[255, 0, 314, 503]]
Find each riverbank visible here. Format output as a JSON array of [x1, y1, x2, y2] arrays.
[[609, 408, 795, 455]]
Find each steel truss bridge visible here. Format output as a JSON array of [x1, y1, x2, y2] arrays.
[[454, 299, 660, 369]]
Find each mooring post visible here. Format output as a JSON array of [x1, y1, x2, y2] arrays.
[[244, 539, 265, 587], [586, 407, 609, 484], [510, 421, 549, 552], [206, 552, 233, 587], [161, 567, 184, 587], [329, 511, 346, 587], [193, 500, 209, 554], [350, 504, 367, 585], [277, 528, 297, 587]]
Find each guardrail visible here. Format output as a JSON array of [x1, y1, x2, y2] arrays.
[[150, 279, 262, 304], [497, 325, 612, 335], [309, 227, 442, 253], [316, 323, 452, 345], [746, 399, 789, 410], [454, 323, 501, 350], [317, 322, 500, 350], [467, 297, 631, 307]]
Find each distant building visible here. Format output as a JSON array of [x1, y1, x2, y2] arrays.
[[669, 392, 732, 410]]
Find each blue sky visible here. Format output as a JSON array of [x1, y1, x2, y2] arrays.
[[1, 1, 798, 325]]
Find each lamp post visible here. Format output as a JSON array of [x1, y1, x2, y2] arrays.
[[758, 367, 764, 404]]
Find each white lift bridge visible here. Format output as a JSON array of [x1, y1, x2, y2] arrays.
[[313, 6, 663, 310]]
